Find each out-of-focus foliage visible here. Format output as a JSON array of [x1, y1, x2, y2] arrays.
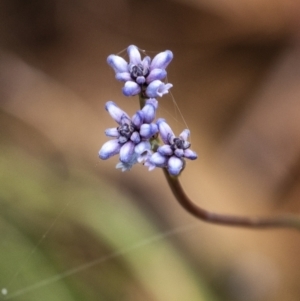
[[0, 139, 215, 301]]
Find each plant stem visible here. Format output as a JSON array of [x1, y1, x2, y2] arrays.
[[163, 169, 300, 230], [139, 93, 146, 108], [139, 93, 300, 231]]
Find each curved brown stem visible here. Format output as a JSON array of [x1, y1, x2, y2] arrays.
[[163, 169, 300, 230], [138, 93, 300, 231]]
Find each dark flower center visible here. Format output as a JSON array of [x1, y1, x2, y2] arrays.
[[171, 137, 190, 150], [118, 122, 135, 140], [130, 64, 149, 80]]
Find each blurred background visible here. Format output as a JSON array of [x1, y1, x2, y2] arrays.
[[1, 0, 300, 300]]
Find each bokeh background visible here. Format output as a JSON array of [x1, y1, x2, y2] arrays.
[[1, 0, 300, 300]]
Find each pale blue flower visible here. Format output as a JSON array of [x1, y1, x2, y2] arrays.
[[99, 100, 158, 169], [116, 153, 139, 171], [107, 45, 173, 97], [149, 119, 197, 176], [146, 80, 173, 98]]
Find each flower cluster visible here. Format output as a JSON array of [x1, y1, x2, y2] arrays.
[[99, 99, 158, 169], [107, 45, 173, 98], [99, 45, 197, 176]]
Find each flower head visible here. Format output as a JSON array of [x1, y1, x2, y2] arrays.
[[99, 100, 158, 169], [107, 45, 173, 97], [149, 119, 197, 176]]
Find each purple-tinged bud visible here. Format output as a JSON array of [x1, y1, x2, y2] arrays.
[[105, 101, 129, 124], [146, 69, 167, 84], [107, 55, 128, 73], [132, 110, 144, 128], [157, 118, 175, 144], [150, 50, 173, 70], [167, 157, 184, 176], [142, 56, 151, 70], [150, 152, 168, 167], [99, 140, 121, 160], [174, 149, 184, 157], [145, 98, 158, 110], [140, 124, 158, 139], [136, 76, 146, 85], [127, 45, 141, 65], [158, 145, 173, 156], [142, 103, 156, 123], [120, 141, 135, 163], [184, 149, 197, 160], [115, 72, 132, 82], [122, 81, 141, 96], [105, 128, 119, 137], [130, 132, 141, 144]]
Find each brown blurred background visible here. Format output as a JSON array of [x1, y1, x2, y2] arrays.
[[1, 0, 300, 300]]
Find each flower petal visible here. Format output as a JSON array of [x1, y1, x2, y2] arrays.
[[144, 159, 157, 171], [132, 110, 144, 128], [146, 68, 167, 84], [158, 145, 173, 156], [136, 76, 146, 85], [118, 136, 128, 144], [105, 128, 119, 137], [144, 160, 156, 171], [142, 102, 157, 123], [150, 152, 168, 167], [167, 156, 184, 176], [150, 50, 173, 70], [157, 118, 175, 144], [107, 55, 128, 73], [142, 56, 151, 71], [138, 152, 152, 165], [116, 152, 138, 171], [174, 148, 184, 157], [130, 131, 141, 144], [116, 161, 132, 172], [179, 129, 190, 141], [135, 141, 151, 155], [120, 141, 135, 163], [122, 81, 141, 96], [105, 101, 129, 124], [127, 45, 141, 65], [145, 98, 158, 109], [158, 83, 173, 96], [115, 72, 132, 82], [140, 124, 158, 139], [184, 149, 197, 160], [146, 80, 172, 98], [99, 139, 121, 160]]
